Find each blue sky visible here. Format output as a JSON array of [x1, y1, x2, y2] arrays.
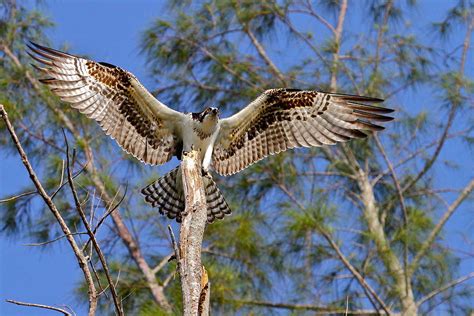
[[1, 1, 472, 315]]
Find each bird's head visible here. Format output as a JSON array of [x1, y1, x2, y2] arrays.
[[192, 107, 220, 123]]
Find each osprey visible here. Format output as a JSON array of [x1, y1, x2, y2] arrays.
[[28, 42, 394, 223]]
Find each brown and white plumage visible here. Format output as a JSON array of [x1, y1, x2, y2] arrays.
[[29, 42, 394, 223], [28, 42, 184, 166], [213, 89, 394, 175]]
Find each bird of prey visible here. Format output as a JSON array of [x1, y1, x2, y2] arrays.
[[28, 42, 394, 223]]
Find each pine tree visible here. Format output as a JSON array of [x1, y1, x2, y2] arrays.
[[1, 0, 473, 315]]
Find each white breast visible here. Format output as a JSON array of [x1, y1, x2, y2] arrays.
[[180, 115, 220, 170]]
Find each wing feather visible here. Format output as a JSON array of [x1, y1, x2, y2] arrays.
[[213, 88, 394, 175], [28, 42, 185, 166]]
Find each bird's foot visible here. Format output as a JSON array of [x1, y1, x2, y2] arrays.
[[202, 168, 212, 179]]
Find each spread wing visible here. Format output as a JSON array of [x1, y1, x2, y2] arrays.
[[28, 42, 185, 165], [212, 88, 394, 176]]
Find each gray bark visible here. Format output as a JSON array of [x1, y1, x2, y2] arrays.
[[179, 150, 211, 316]]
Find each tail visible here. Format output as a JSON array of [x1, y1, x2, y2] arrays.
[[141, 167, 231, 223]]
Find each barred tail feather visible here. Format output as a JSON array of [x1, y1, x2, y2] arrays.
[[141, 167, 185, 222], [204, 174, 232, 223], [141, 167, 232, 223]]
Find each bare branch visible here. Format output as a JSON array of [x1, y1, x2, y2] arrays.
[[0, 190, 37, 203], [64, 132, 123, 315], [318, 227, 391, 315], [168, 225, 180, 264], [330, 0, 347, 92], [277, 14, 331, 70], [2, 43, 172, 310], [293, 1, 336, 34], [23, 232, 88, 247], [245, 26, 286, 84], [51, 161, 89, 200], [230, 299, 385, 315], [371, 130, 468, 186], [83, 185, 127, 251], [410, 178, 474, 273], [0, 104, 97, 315], [6, 299, 72, 315], [152, 251, 175, 275], [416, 272, 474, 308]]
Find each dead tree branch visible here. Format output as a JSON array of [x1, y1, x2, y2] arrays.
[[179, 149, 211, 315], [64, 133, 123, 315], [0, 104, 97, 315], [0, 190, 37, 203], [6, 299, 72, 315]]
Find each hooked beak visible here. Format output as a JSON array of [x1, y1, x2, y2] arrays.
[[209, 107, 219, 115]]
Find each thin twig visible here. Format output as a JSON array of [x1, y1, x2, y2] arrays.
[[371, 130, 468, 186], [0, 190, 37, 203], [6, 299, 72, 315], [245, 26, 286, 84], [167, 225, 180, 264], [51, 162, 89, 200], [83, 185, 128, 252], [410, 178, 474, 273], [152, 251, 175, 275], [63, 131, 123, 315], [416, 272, 474, 308], [89, 260, 109, 299], [23, 232, 89, 247]]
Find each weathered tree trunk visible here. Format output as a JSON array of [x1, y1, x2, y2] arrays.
[[178, 149, 211, 315]]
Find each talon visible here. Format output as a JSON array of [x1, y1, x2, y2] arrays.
[[201, 168, 212, 178], [168, 254, 177, 262]]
